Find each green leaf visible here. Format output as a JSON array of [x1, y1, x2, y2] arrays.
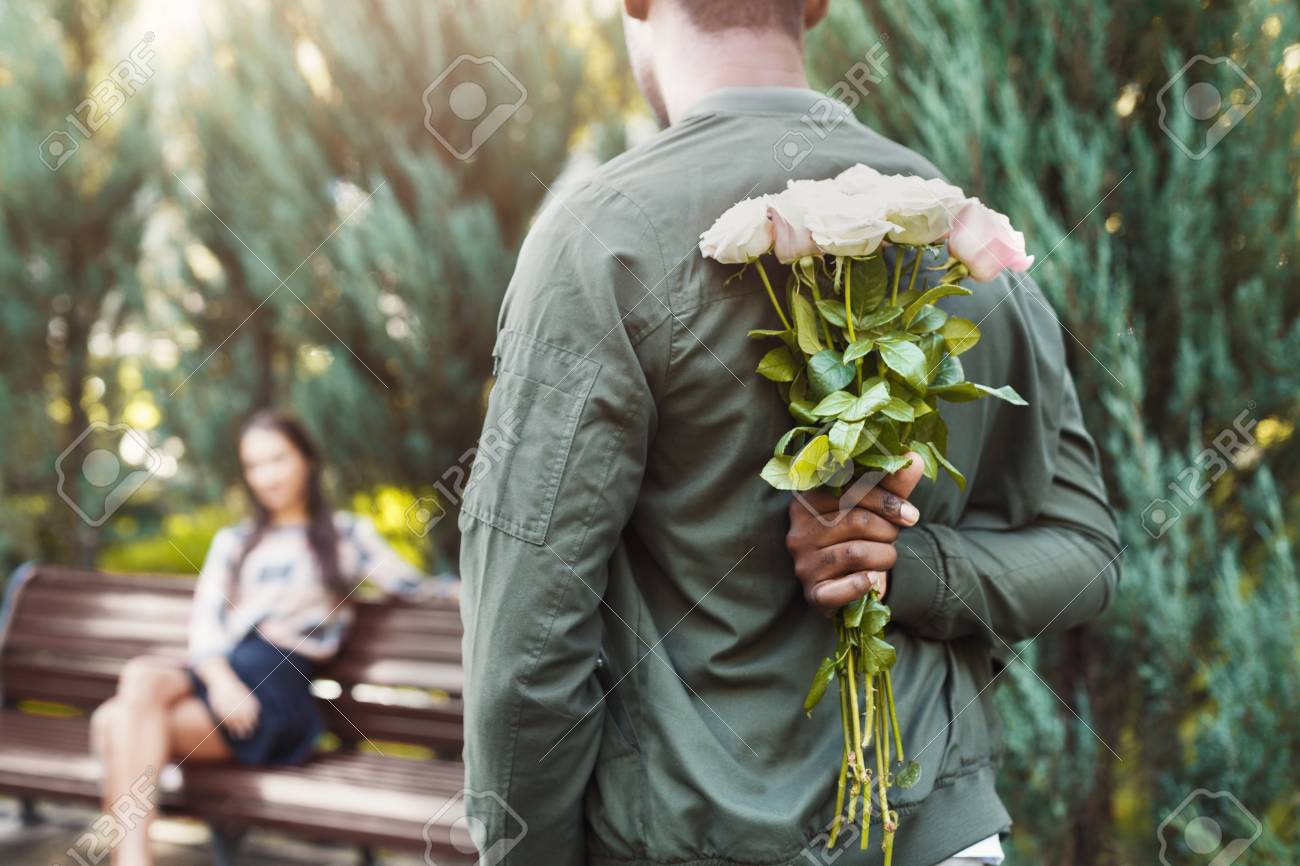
[[760, 456, 797, 490], [856, 453, 913, 474], [876, 330, 920, 344], [895, 760, 922, 789], [842, 337, 875, 363], [848, 255, 888, 317], [807, 350, 855, 400], [803, 657, 837, 715], [918, 331, 947, 377], [789, 399, 819, 424], [791, 292, 823, 356], [975, 383, 1028, 405], [839, 378, 891, 422], [905, 440, 940, 481], [829, 419, 864, 459], [859, 594, 891, 634], [815, 299, 849, 328], [842, 596, 867, 628], [855, 306, 903, 332], [790, 435, 834, 490], [877, 339, 928, 391], [903, 283, 972, 324], [859, 634, 897, 673], [811, 390, 857, 417], [912, 409, 948, 455], [748, 328, 787, 339], [880, 397, 915, 422], [930, 355, 964, 389], [774, 426, 818, 456], [935, 381, 1026, 406], [757, 346, 798, 382], [894, 288, 922, 309], [941, 317, 981, 356], [931, 382, 979, 402], [931, 447, 968, 490], [909, 304, 948, 333]]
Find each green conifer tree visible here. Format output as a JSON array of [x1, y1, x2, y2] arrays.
[[810, 3, 1299, 863], [0, 1, 159, 565]]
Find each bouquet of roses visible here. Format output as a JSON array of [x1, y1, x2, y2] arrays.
[[699, 165, 1033, 864]]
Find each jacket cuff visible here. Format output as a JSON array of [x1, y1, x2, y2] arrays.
[[885, 525, 945, 629]]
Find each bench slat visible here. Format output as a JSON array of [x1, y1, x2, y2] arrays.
[[0, 564, 472, 855]]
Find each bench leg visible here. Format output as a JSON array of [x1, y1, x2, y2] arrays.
[[19, 797, 42, 826], [359, 845, 377, 866], [209, 824, 247, 866]]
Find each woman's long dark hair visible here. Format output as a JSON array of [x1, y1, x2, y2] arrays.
[[232, 409, 348, 600]]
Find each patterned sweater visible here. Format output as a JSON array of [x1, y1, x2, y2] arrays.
[[188, 512, 449, 665]]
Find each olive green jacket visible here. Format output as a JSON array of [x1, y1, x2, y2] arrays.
[[458, 87, 1122, 866]]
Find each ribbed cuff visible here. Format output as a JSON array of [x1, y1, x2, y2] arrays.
[[885, 525, 945, 629]]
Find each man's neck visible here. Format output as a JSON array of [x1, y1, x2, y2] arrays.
[[657, 29, 810, 124]]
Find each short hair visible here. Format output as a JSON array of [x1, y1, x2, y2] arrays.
[[674, 0, 804, 35]]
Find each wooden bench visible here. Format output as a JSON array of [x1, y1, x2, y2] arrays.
[[0, 563, 473, 864]]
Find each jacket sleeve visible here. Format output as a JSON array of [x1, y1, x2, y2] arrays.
[[457, 183, 664, 865], [188, 527, 238, 665], [885, 285, 1123, 647]]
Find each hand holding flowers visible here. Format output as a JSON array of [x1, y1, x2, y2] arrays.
[[699, 165, 1033, 864]]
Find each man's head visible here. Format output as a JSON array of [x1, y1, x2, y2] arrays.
[[622, 0, 830, 127]]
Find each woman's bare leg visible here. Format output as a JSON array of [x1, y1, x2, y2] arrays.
[[166, 696, 234, 762], [103, 657, 202, 866]]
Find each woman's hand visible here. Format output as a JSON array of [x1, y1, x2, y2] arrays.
[[207, 673, 261, 739]]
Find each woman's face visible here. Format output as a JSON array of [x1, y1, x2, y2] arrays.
[[240, 427, 311, 516]]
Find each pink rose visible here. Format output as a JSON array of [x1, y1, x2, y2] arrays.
[[948, 199, 1035, 281], [766, 180, 830, 263]]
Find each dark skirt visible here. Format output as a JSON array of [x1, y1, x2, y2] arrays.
[[186, 629, 325, 766]]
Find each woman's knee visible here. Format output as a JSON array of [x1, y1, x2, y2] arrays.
[[117, 657, 185, 707], [90, 699, 120, 753]]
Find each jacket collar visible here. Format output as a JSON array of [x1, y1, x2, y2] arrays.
[[678, 86, 854, 123]]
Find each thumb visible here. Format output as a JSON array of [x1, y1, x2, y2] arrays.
[[878, 450, 926, 501]]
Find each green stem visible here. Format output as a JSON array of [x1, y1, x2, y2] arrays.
[[754, 259, 792, 331], [890, 247, 902, 306], [906, 247, 923, 297], [875, 698, 889, 840], [846, 639, 867, 783], [806, 268, 835, 348], [842, 258, 855, 343], [885, 668, 904, 763], [843, 258, 863, 389], [828, 636, 852, 849]]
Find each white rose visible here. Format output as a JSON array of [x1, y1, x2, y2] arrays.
[[834, 164, 885, 195], [805, 191, 901, 257], [835, 166, 967, 245], [767, 179, 836, 263], [699, 195, 774, 263]]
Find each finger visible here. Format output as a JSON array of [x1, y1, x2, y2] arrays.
[[789, 505, 900, 548], [846, 484, 920, 526], [810, 570, 889, 611], [792, 472, 922, 527], [807, 539, 898, 584], [879, 450, 926, 500], [789, 488, 845, 517]]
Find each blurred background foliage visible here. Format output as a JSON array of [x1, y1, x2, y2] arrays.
[[0, 0, 1296, 863]]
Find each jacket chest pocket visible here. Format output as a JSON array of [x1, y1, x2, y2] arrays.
[[457, 329, 599, 545]]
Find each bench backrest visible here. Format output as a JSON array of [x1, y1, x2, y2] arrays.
[[0, 564, 464, 757]]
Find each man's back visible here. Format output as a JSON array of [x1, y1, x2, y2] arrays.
[[458, 86, 1120, 866]]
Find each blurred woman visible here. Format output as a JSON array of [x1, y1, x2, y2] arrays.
[[89, 409, 455, 866]]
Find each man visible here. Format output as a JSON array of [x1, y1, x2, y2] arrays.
[[457, 1, 1122, 864]]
